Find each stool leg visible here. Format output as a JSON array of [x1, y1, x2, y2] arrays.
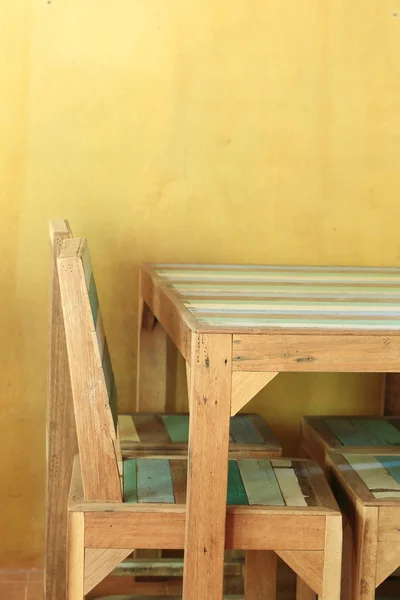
[[354, 505, 378, 600], [67, 512, 85, 600], [245, 550, 277, 599], [321, 514, 342, 600], [296, 576, 317, 600]]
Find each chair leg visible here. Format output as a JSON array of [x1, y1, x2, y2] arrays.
[[354, 505, 378, 600], [321, 514, 342, 600], [245, 550, 277, 599], [67, 512, 85, 600], [296, 576, 317, 600]]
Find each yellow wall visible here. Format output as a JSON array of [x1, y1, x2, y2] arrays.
[[1, 0, 398, 567]]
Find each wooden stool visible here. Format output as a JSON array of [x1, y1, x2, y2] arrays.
[[301, 415, 400, 466], [69, 454, 342, 600], [327, 451, 400, 599]]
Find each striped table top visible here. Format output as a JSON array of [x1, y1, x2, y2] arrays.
[[148, 264, 400, 333], [123, 457, 330, 508]]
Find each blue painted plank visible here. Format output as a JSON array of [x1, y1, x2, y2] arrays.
[[137, 459, 175, 503], [376, 456, 400, 485], [321, 418, 381, 447], [359, 419, 400, 446], [230, 415, 264, 445]]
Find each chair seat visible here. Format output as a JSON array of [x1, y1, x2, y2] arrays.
[[122, 457, 336, 508], [119, 413, 281, 458]]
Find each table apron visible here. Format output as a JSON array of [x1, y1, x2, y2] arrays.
[[232, 334, 400, 372]]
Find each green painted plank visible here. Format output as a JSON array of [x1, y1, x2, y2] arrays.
[[321, 418, 382, 447], [376, 456, 400, 485], [161, 415, 189, 443], [227, 461, 248, 505], [102, 340, 113, 397], [238, 460, 284, 506], [359, 419, 400, 447], [137, 459, 175, 503], [102, 340, 118, 430], [123, 459, 138, 503], [230, 415, 264, 445], [88, 273, 99, 326], [110, 379, 118, 431], [81, 244, 92, 289]]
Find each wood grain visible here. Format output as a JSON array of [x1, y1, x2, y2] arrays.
[[67, 512, 84, 600], [183, 333, 232, 600], [46, 219, 78, 600], [231, 371, 278, 416], [232, 334, 400, 372], [244, 551, 277, 599], [58, 239, 121, 502]]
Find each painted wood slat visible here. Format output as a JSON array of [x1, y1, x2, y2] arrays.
[[238, 460, 284, 506], [154, 263, 400, 274], [344, 454, 400, 498], [81, 243, 92, 289], [173, 282, 400, 299], [95, 310, 105, 364], [274, 467, 307, 507], [133, 414, 171, 444], [161, 415, 189, 443], [196, 316, 400, 330], [88, 273, 99, 326], [102, 340, 118, 430], [123, 459, 138, 503], [155, 266, 400, 283], [118, 415, 140, 443], [322, 418, 381, 447], [185, 298, 400, 315], [227, 461, 248, 505], [359, 419, 400, 446], [376, 456, 400, 485], [137, 459, 175, 503], [229, 415, 265, 445]]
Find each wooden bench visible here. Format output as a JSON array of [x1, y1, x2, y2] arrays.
[[301, 415, 400, 466], [57, 237, 342, 600], [327, 451, 400, 600]]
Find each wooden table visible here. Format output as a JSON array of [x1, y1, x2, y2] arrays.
[[138, 263, 400, 600]]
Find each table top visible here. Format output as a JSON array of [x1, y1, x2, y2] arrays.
[[146, 263, 400, 334]]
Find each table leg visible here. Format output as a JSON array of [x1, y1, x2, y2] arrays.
[[136, 298, 168, 412], [183, 333, 232, 600]]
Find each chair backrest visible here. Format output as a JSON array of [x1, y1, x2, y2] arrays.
[[46, 220, 78, 600], [57, 237, 122, 502]]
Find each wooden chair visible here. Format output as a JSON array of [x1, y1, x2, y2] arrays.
[[300, 415, 400, 466], [46, 222, 281, 599], [58, 237, 342, 600], [327, 451, 400, 599]]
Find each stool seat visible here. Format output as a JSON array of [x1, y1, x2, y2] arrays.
[[301, 416, 400, 466], [119, 413, 281, 458], [327, 451, 400, 599]]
